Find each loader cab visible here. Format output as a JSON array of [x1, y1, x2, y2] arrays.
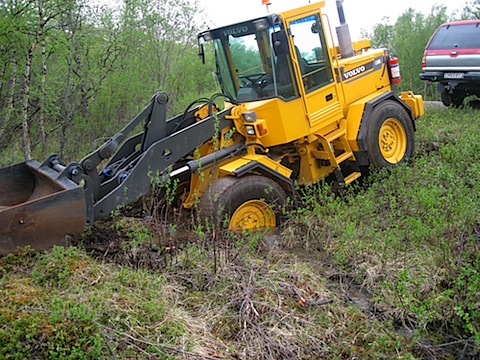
[[198, 6, 340, 128], [198, 15, 300, 103], [198, 11, 334, 106], [198, 1, 343, 146]]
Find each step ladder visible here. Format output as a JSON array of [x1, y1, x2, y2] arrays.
[[315, 123, 361, 186]]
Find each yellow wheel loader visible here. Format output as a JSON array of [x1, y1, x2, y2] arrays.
[[0, 1, 424, 255]]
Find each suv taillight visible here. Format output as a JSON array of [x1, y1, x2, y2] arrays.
[[421, 56, 426, 68]]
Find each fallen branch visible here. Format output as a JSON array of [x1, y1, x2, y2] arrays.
[[305, 298, 334, 306]]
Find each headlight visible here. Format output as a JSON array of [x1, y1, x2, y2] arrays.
[[245, 125, 256, 135], [254, 19, 269, 31], [242, 111, 257, 122], [199, 31, 212, 42]]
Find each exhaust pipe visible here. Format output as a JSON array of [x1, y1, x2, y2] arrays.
[[335, 0, 354, 58]]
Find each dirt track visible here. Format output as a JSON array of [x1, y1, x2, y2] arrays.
[[423, 100, 445, 109]]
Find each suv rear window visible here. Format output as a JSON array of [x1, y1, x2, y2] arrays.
[[428, 23, 480, 50]]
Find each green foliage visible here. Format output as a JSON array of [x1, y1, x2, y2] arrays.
[[1, 102, 479, 358], [0, 0, 216, 163], [32, 246, 94, 289], [461, 0, 480, 19], [286, 106, 480, 351], [230, 37, 262, 75], [0, 246, 190, 359], [1, 2, 479, 357], [453, 258, 480, 341], [369, 6, 449, 97]]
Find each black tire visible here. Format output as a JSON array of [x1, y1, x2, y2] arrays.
[[441, 89, 465, 107], [440, 91, 452, 107], [451, 90, 466, 107], [366, 100, 415, 169], [198, 175, 287, 230]]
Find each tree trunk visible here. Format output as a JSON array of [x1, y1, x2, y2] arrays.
[[59, 3, 82, 156], [22, 43, 35, 160], [21, 0, 47, 160], [0, 54, 16, 141], [0, 64, 5, 99], [60, 38, 75, 156], [40, 37, 47, 155]]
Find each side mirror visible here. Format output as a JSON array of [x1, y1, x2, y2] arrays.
[[272, 30, 289, 56], [198, 43, 205, 64], [311, 22, 321, 34], [198, 37, 206, 64]]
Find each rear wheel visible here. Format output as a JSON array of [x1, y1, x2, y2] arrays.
[[451, 90, 466, 107], [366, 100, 415, 169], [440, 89, 465, 107], [198, 175, 287, 231], [440, 91, 452, 107]]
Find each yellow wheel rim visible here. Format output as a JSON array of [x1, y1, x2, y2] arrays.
[[229, 200, 276, 231], [379, 118, 407, 164]]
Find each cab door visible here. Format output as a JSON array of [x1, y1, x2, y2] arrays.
[[287, 13, 342, 130]]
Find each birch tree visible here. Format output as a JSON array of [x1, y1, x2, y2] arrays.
[[462, 0, 480, 19]]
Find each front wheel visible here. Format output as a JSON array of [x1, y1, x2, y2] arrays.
[[198, 175, 287, 231], [366, 100, 415, 169]]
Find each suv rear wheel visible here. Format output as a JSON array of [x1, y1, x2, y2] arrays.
[[440, 88, 466, 107]]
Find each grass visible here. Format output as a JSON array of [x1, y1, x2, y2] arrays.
[[1, 105, 479, 359]]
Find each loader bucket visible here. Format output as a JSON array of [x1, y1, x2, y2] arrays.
[[0, 160, 86, 256]]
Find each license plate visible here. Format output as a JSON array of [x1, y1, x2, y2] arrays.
[[444, 73, 464, 79]]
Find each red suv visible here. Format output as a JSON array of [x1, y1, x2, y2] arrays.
[[420, 20, 480, 107]]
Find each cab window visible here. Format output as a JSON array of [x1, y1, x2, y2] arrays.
[[289, 14, 333, 93]]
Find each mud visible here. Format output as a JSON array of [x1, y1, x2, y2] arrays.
[[77, 217, 198, 270]]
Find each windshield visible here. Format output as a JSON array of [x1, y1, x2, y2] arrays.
[[212, 25, 298, 102], [428, 23, 480, 50]]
